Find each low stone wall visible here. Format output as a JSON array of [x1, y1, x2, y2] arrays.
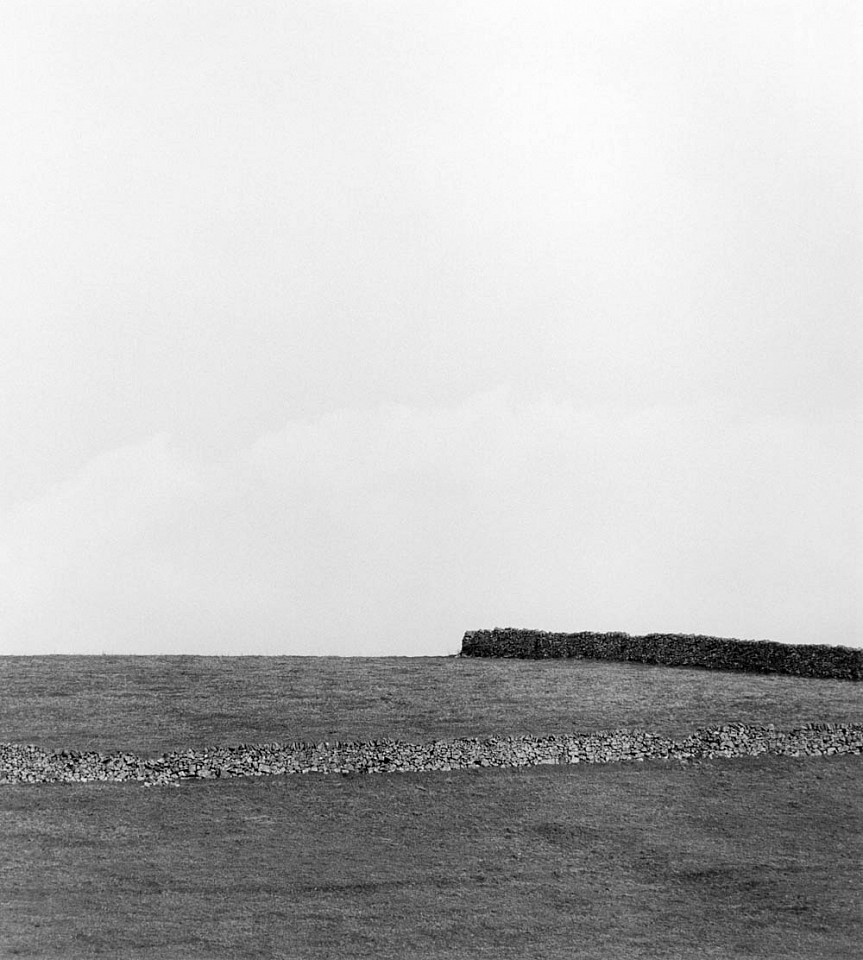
[[460, 628, 863, 680], [1, 723, 860, 786]]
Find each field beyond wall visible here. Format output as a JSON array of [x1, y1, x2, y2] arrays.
[[1, 654, 862, 756]]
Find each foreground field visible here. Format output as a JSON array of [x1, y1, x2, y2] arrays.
[[1, 655, 860, 958], [1, 756, 860, 960], [1, 655, 861, 755]]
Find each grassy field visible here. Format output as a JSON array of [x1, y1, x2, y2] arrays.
[[1, 654, 861, 959], [1, 655, 861, 755], [1, 757, 860, 959]]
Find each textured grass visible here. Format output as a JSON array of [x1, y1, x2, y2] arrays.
[[1, 654, 861, 958], [1, 756, 860, 959], [1, 655, 861, 755]]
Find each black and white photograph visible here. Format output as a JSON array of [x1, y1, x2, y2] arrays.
[[1, 1, 860, 957]]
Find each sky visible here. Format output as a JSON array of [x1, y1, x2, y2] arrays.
[[0, 0, 860, 655]]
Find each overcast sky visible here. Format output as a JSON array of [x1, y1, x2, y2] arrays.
[[1, 1, 860, 655]]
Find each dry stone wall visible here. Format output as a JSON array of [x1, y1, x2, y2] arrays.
[[461, 628, 863, 680], [1, 723, 861, 786]]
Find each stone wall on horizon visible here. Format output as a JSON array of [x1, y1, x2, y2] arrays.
[[460, 628, 863, 681]]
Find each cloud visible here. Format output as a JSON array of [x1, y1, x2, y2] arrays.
[[1, 390, 859, 654]]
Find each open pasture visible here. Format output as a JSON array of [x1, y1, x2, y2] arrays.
[[1, 756, 860, 959], [1, 655, 861, 755], [1, 654, 861, 958]]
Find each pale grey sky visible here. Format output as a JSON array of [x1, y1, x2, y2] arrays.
[[1, 1, 860, 654]]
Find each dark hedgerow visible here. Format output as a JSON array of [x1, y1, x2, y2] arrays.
[[460, 629, 863, 680]]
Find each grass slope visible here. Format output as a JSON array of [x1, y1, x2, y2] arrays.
[[1, 757, 860, 960], [1, 655, 861, 959], [1, 655, 861, 755]]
